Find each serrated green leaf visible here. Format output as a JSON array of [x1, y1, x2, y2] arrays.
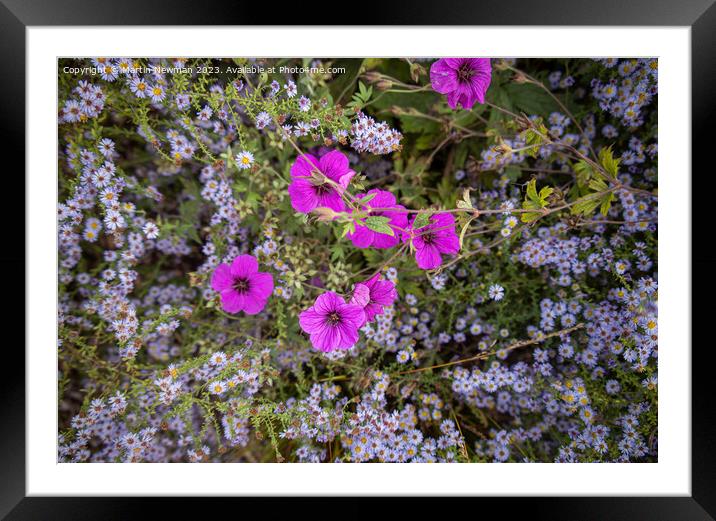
[[571, 195, 602, 216], [520, 212, 543, 223], [526, 179, 539, 202], [358, 191, 378, 205], [456, 188, 473, 210], [364, 215, 394, 236], [539, 186, 554, 200], [598, 145, 620, 178], [412, 211, 432, 230], [523, 126, 545, 159], [600, 192, 615, 216], [573, 160, 594, 188], [521, 198, 544, 222], [588, 177, 608, 192], [458, 217, 473, 248]]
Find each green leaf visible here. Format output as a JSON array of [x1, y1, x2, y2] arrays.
[[598, 145, 621, 178], [358, 191, 378, 205], [412, 211, 432, 230], [600, 192, 615, 216], [456, 189, 473, 210], [521, 179, 553, 222], [415, 134, 437, 151], [588, 177, 608, 192], [571, 195, 602, 216], [331, 245, 345, 261], [454, 142, 469, 169], [526, 179, 539, 202], [340, 221, 356, 237], [520, 199, 544, 222], [364, 216, 394, 236], [398, 115, 440, 134], [328, 59, 365, 104], [504, 83, 559, 117], [487, 86, 513, 126], [573, 160, 594, 188], [539, 186, 554, 200], [523, 128, 544, 158]]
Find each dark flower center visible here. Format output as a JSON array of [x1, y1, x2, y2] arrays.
[[457, 63, 475, 83], [313, 182, 334, 196], [233, 277, 250, 294], [326, 311, 341, 325], [421, 231, 436, 245]]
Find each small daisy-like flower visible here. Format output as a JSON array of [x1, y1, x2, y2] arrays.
[[83, 229, 99, 242], [98, 138, 115, 158], [298, 96, 311, 112], [235, 151, 254, 170], [129, 76, 148, 98], [142, 222, 160, 239], [284, 80, 297, 98], [255, 111, 271, 129], [100, 63, 118, 82], [489, 284, 505, 301], [197, 105, 213, 121], [149, 84, 166, 103], [209, 380, 227, 395]]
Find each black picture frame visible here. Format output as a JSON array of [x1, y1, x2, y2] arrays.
[[4, 0, 713, 517]]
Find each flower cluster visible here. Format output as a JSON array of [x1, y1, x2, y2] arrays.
[[350, 112, 403, 154]]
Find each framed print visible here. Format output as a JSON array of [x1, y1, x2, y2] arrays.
[[4, 0, 715, 517]]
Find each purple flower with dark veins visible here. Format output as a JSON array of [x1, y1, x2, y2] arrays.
[[430, 58, 492, 110]]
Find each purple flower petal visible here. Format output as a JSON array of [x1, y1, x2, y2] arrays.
[[290, 153, 319, 179], [335, 320, 360, 349], [211, 263, 233, 292], [430, 57, 492, 110], [347, 224, 375, 249], [319, 150, 350, 183], [316, 190, 346, 212], [220, 289, 245, 313], [230, 254, 259, 278], [311, 325, 340, 352], [350, 283, 371, 308], [288, 178, 319, 213], [313, 291, 345, 314], [249, 272, 274, 301], [299, 307, 325, 334], [241, 296, 267, 315], [415, 243, 443, 270], [339, 303, 367, 329], [430, 59, 459, 94]]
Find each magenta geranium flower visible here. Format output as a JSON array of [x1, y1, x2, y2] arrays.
[[211, 255, 274, 315], [430, 58, 492, 110], [298, 291, 365, 352], [347, 189, 408, 249], [350, 273, 398, 326], [287, 150, 355, 214], [407, 212, 460, 270]]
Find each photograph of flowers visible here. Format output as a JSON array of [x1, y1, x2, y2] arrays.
[[57, 56, 658, 464]]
